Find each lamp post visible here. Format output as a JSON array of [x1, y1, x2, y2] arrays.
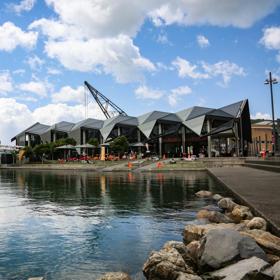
[[264, 72, 278, 155]]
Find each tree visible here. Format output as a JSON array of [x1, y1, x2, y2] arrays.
[[109, 136, 129, 155], [88, 138, 99, 147]]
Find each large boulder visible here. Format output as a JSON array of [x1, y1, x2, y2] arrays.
[[176, 272, 202, 280], [196, 210, 233, 224], [273, 260, 280, 280], [218, 198, 238, 212], [163, 241, 194, 267], [97, 272, 131, 280], [212, 194, 223, 202], [183, 223, 247, 245], [241, 229, 280, 256], [208, 256, 270, 280], [231, 205, 253, 222], [143, 247, 194, 280], [186, 241, 201, 265], [202, 205, 222, 212], [195, 191, 212, 198], [198, 229, 267, 271], [247, 217, 267, 231]]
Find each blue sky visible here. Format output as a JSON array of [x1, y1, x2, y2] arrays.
[[0, 0, 280, 144]]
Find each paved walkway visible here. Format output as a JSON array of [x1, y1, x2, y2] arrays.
[[208, 167, 280, 234]]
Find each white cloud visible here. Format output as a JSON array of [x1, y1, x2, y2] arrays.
[[1, 97, 105, 145], [0, 71, 13, 95], [172, 57, 209, 79], [52, 85, 84, 104], [150, 1, 280, 28], [197, 35, 210, 48], [13, 69, 26, 75], [202, 60, 245, 86], [251, 112, 272, 119], [44, 35, 155, 83], [18, 80, 52, 97], [168, 86, 192, 106], [0, 22, 37, 52], [47, 68, 62, 75], [135, 85, 164, 100], [260, 26, 280, 50], [10, 0, 36, 14], [26, 55, 45, 71], [260, 26, 280, 62]]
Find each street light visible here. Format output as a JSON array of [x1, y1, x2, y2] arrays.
[[264, 72, 278, 155]]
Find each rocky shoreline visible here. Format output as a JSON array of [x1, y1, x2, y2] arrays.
[[98, 191, 280, 280]]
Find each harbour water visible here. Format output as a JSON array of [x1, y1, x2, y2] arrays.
[[0, 170, 224, 280]]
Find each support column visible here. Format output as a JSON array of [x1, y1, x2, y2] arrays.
[[137, 129, 141, 153], [53, 131, 56, 143], [82, 129, 86, 144], [182, 126, 186, 154], [207, 119, 211, 158], [158, 123, 162, 158], [117, 127, 121, 137], [234, 121, 240, 157], [26, 134, 31, 147]]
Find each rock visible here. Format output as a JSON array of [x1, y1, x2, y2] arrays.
[[218, 198, 238, 212], [273, 260, 280, 280], [183, 223, 247, 245], [241, 230, 280, 256], [97, 272, 131, 280], [196, 210, 233, 224], [195, 191, 213, 198], [176, 272, 202, 280], [247, 217, 267, 231], [143, 247, 194, 280], [267, 254, 280, 265], [231, 205, 253, 222], [198, 229, 267, 271], [209, 256, 270, 280], [202, 205, 222, 212], [186, 241, 201, 264], [163, 241, 193, 266], [212, 194, 223, 201]]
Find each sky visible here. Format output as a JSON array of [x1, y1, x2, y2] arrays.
[[0, 0, 280, 145]]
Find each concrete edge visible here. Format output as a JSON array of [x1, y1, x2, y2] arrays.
[[207, 168, 280, 237]]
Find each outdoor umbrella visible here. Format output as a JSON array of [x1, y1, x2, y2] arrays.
[[55, 144, 76, 160], [130, 142, 145, 147], [75, 143, 96, 156]]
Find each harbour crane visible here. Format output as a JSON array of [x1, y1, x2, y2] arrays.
[[84, 81, 127, 119]]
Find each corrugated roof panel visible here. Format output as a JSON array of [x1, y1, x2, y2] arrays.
[[183, 115, 206, 136], [206, 109, 234, 119], [138, 120, 157, 138], [219, 101, 243, 117], [187, 106, 213, 120], [71, 118, 104, 131]]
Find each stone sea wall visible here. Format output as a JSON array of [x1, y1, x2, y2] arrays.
[[98, 190, 280, 280]]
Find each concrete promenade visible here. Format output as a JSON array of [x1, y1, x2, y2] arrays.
[[208, 167, 280, 235]]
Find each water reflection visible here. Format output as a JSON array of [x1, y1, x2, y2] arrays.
[[0, 170, 224, 280]]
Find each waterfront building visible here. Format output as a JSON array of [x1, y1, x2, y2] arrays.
[[11, 99, 252, 158]]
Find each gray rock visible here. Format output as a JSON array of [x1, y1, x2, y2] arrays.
[[143, 247, 194, 280], [218, 198, 237, 212], [198, 228, 267, 271], [183, 223, 247, 245], [241, 230, 280, 256], [209, 257, 270, 280], [196, 210, 233, 224], [177, 272, 202, 280], [195, 191, 213, 198], [247, 217, 267, 231], [212, 194, 223, 202], [273, 260, 280, 280], [97, 272, 131, 280], [202, 205, 223, 212], [231, 205, 253, 222]]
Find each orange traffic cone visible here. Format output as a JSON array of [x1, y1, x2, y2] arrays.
[[128, 162, 133, 168]]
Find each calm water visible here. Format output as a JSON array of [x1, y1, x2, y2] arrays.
[[0, 170, 224, 280]]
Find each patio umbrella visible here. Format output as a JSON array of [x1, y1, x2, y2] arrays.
[[75, 143, 96, 156], [130, 142, 145, 147], [55, 144, 76, 160]]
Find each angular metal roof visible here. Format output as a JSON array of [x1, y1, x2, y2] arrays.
[[219, 100, 243, 117], [48, 121, 75, 133], [206, 109, 234, 119], [11, 122, 50, 141], [71, 118, 104, 131], [207, 119, 235, 136], [183, 115, 206, 136], [176, 106, 213, 121]]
